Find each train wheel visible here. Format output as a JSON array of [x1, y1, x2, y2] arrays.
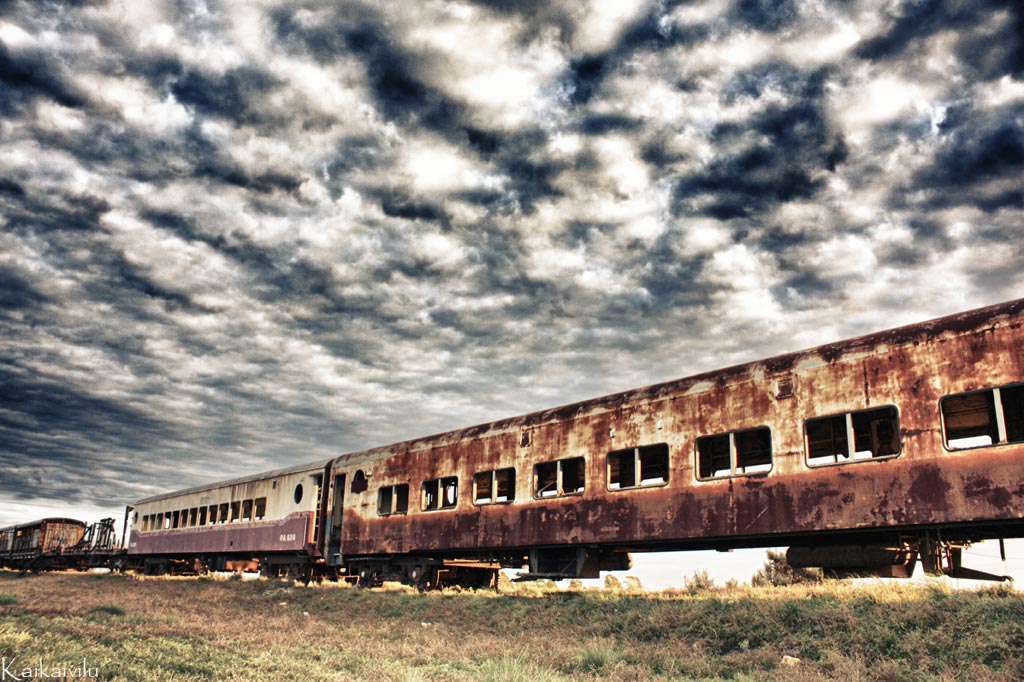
[[356, 565, 377, 588], [407, 566, 432, 592]]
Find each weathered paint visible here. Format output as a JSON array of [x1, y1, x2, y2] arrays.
[[0, 518, 87, 565], [129, 512, 312, 556], [330, 298, 1024, 559], [128, 461, 326, 560]]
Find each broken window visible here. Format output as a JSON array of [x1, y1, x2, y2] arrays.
[[474, 468, 516, 504], [189, 508, 199, 526], [229, 501, 240, 522], [806, 406, 900, 465], [254, 498, 267, 521], [351, 470, 368, 494], [208, 505, 218, 525], [608, 444, 670, 489], [377, 484, 410, 515], [242, 500, 253, 522], [697, 428, 772, 479], [942, 384, 1024, 449], [422, 477, 458, 511], [534, 457, 586, 498]]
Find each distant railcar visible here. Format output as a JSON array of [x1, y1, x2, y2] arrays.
[[0, 518, 87, 570], [127, 298, 1024, 587], [127, 461, 330, 578]]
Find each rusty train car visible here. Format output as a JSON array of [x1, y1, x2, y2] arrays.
[[0, 518, 85, 570], [126, 298, 1024, 586], [0, 517, 125, 572]]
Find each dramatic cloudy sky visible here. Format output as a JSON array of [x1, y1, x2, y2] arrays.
[[1, 0, 1022, 559]]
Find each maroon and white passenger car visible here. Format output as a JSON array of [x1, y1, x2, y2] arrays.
[[127, 298, 1024, 586], [129, 461, 330, 576]]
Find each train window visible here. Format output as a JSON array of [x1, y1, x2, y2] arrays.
[[474, 468, 516, 504], [422, 477, 458, 511], [172, 510, 181, 529], [534, 457, 586, 498], [608, 444, 670, 489], [942, 384, 1024, 449], [806, 406, 900, 466], [351, 470, 368, 494], [219, 503, 229, 523], [189, 508, 198, 526], [163, 514, 171, 530], [229, 501, 241, 522], [696, 428, 772, 479], [377, 484, 410, 516], [242, 500, 253, 522], [294, 484, 304, 504], [254, 498, 267, 520]]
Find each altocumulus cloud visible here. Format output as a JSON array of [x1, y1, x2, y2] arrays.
[[0, 0, 1022, 522]]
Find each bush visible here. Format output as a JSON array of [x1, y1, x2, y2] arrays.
[[603, 574, 623, 592], [685, 569, 717, 595], [751, 550, 823, 586]]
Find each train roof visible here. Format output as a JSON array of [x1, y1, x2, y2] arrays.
[[0, 518, 86, 533], [133, 458, 331, 506]]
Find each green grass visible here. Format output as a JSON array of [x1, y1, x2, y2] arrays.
[[0, 571, 1022, 680]]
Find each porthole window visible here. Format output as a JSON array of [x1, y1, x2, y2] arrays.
[[294, 483, 304, 504]]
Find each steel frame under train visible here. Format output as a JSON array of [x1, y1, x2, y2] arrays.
[[13, 299, 1024, 587]]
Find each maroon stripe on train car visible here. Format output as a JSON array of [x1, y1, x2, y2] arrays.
[[128, 513, 313, 556]]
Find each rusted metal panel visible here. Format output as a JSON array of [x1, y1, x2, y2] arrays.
[[332, 298, 1024, 558], [0, 518, 87, 564]]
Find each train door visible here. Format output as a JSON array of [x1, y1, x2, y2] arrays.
[[327, 473, 345, 565]]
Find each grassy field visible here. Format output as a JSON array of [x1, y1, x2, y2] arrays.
[[0, 571, 1022, 681]]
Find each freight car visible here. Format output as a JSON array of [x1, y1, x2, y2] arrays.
[[0, 517, 126, 572], [126, 298, 1024, 587], [0, 518, 83, 570]]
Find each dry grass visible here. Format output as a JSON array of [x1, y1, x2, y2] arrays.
[[0, 571, 1022, 681]]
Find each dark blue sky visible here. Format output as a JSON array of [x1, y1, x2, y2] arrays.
[[1, 0, 1022, 526]]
